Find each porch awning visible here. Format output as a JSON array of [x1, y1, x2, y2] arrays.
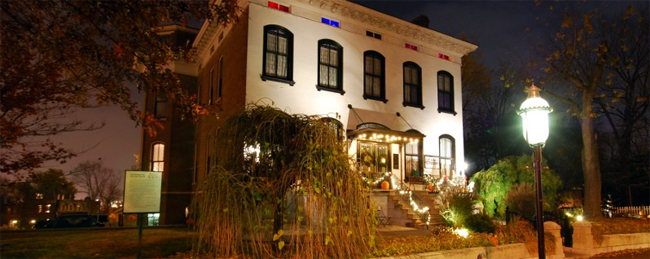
[[346, 106, 425, 142]]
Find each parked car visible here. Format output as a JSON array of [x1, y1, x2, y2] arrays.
[[34, 214, 105, 229], [33, 219, 55, 229]]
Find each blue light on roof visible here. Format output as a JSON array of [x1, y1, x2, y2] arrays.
[[321, 17, 339, 28]]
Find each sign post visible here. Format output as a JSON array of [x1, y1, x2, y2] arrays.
[[123, 171, 163, 259]]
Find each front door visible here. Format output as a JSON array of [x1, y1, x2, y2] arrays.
[[358, 142, 390, 178]]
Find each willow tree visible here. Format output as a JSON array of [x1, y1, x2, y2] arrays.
[[192, 105, 376, 258]]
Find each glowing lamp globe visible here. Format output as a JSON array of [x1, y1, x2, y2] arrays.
[[518, 83, 552, 146]]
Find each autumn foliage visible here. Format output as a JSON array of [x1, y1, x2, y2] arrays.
[[0, 1, 239, 174]]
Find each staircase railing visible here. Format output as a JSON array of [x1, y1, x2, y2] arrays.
[[389, 174, 431, 226]]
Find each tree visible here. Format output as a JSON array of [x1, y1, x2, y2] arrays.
[[31, 169, 77, 200], [69, 160, 122, 211], [0, 0, 239, 175], [595, 5, 649, 205], [539, 3, 649, 216], [193, 105, 375, 258], [462, 53, 528, 171]]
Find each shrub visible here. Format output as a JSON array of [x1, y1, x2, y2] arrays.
[[465, 213, 496, 233], [470, 155, 562, 218], [505, 183, 537, 220], [439, 186, 477, 228]]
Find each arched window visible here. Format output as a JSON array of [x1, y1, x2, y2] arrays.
[[208, 66, 214, 105], [151, 143, 165, 171], [262, 25, 294, 85], [403, 62, 423, 108], [439, 135, 455, 177], [437, 71, 455, 114], [218, 56, 224, 98], [317, 39, 344, 93], [363, 51, 386, 102]]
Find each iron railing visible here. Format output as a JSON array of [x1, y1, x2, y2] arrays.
[[389, 174, 431, 225]]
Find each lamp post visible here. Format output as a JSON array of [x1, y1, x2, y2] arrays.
[[518, 83, 552, 259]]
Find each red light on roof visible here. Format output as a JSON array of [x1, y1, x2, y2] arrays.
[[268, 1, 289, 13], [438, 53, 450, 60], [405, 43, 418, 51]]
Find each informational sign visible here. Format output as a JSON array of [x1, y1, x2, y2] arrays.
[[123, 171, 162, 214]]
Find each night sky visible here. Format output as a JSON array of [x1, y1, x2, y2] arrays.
[[45, 0, 642, 175]]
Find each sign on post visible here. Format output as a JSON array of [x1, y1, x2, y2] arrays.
[[123, 171, 162, 213]]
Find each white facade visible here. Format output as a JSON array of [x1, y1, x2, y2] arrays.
[[194, 0, 476, 181]]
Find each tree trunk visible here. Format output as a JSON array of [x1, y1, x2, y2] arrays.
[[581, 115, 602, 219]]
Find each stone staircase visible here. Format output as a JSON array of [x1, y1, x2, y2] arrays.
[[412, 190, 446, 226], [388, 190, 445, 229]]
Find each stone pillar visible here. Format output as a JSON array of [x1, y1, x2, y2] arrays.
[[570, 221, 594, 257], [544, 221, 565, 258]]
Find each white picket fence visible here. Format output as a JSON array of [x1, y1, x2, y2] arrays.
[[613, 205, 650, 217]]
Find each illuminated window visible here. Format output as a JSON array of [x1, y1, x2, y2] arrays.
[[262, 25, 294, 85], [151, 143, 165, 171], [38, 205, 43, 213], [403, 62, 423, 108], [363, 51, 386, 102], [317, 39, 343, 93], [405, 142, 421, 178], [36, 193, 43, 199], [437, 71, 455, 114], [154, 95, 168, 119], [439, 135, 455, 177]]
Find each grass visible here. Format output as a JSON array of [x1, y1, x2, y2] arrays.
[[0, 227, 194, 259], [2, 218, 648, 258]]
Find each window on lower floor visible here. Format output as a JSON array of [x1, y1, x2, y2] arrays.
[[151, 143, 164, 171], [439, 135, 455, 176], [405, 142, 421, 178]]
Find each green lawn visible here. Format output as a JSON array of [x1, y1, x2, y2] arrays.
[[0, 227, 194, 259]]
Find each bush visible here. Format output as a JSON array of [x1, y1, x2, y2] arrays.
[[465, 213, 496, 233], [470, 155, 562, 218], [505, 183, 537, 220], [439, 186, 477, 228]]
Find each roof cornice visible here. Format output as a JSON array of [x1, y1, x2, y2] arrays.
[[297, 0, 477, 56]]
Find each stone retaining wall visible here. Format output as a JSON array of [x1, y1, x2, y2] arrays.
[[568, 221, 650, 257]]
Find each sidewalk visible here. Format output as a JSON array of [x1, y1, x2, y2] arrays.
[[375, 224, 431, 238]]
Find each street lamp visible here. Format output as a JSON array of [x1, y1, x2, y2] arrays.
[[518, 83, 552, 259]]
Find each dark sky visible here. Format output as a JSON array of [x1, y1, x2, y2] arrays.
[[45, 0, 643, 175]]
